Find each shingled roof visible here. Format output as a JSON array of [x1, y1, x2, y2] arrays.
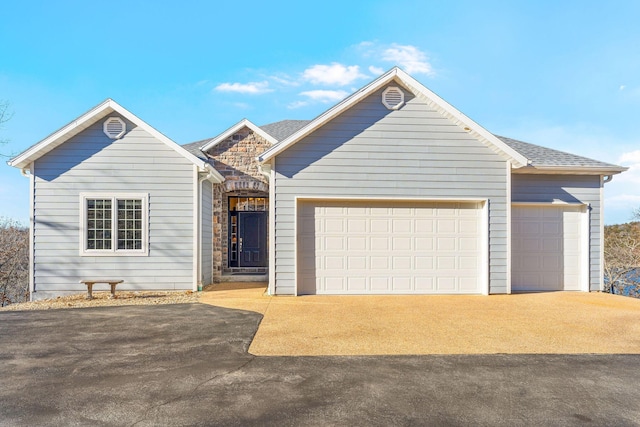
[[181, 121, 625, 174], [181, 139, 210, 161], [259, 120, 311, 142], [496, 135, 626, 172]]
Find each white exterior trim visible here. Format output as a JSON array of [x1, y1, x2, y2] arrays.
[[582, 204, 591, 292], [78, 192, 149, 257], [480, 200, 490, 295], [512, 201, 587, 207], [293, 196, 489, 296], [7, 99, 223, 183], [599, 176, 605, 291], [192, 165, 199, 292], [200, 118, 278, 152], [512, 165, 627, 175], [259, 68, 529, 168], [28, 164, 34, 300], [268, 159, 276, 296], [506, 163, 512, 294]]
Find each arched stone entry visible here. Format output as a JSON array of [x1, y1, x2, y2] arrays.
[[223, 180, 268, 194], [213, 180, 269, 279]]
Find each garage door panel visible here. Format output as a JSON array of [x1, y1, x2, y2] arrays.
[[298, 200, 483, 294], [371, 219, 390, 232], [347, 277, 367, 291], [392, 237, 412, 250], [415, 277, 435, 291], [370, 256, 389, 269]]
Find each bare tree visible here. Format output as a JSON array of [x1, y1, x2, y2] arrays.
[[0, 218, 29, 306], [603, 213, 640, 294], [0, 100, 14, 157]]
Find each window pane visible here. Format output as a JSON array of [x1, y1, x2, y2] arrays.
[[87, 199, 112, 250], [116, 198, 143, 251]]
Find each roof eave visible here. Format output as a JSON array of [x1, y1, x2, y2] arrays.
[[512, 165, 628, 175]]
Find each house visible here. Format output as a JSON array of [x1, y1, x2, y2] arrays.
[[8, 68, 627, 300]]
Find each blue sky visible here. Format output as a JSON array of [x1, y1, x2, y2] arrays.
[[1, 0, 639, 224]]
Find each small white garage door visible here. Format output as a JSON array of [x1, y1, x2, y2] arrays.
[[512, 205, 585, 292], [297, 200, 484, 295]]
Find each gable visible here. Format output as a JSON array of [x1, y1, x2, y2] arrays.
[[34, 114, 195, 181], [201, 125, 272, 186], [259, 68, 529, 168], [9, 99, 223, 183], [275, 83, 507, 179]]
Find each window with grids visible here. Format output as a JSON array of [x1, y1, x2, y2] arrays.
[[81, 194, 148, 255]]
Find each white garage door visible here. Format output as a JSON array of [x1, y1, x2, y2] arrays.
[[512, 205, 585, 292], [297, 200, 484, 295]]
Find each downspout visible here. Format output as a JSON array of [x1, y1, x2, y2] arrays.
[[258, 163, 271, 181], [20, 166, 35, 300], [603, 175, 613, 184], [196, 169, 214, 292]]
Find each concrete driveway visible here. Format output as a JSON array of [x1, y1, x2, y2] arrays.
[[2, 303, 640, 426], [201, 283, 640, 355]]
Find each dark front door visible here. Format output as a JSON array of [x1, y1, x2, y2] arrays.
[[238, 212, 267, 267]]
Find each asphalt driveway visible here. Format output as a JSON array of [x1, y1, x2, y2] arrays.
[[1, 303, 640, 426]]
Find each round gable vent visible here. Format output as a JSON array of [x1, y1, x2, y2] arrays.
[[382, 86, 405, 110], [103, 117, 126, 139]]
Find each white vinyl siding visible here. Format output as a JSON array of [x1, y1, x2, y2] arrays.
[[298, 200, 484, 295], [272, 84, 509, 295], [200, 180, 213, 286], [31, 115, 195, 299]]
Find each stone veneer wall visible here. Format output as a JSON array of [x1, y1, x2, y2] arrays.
[[206, 128, 272, 279]]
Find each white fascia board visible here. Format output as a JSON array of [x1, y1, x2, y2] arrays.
[[511, 165, 628, 175], [8, 99, 115, 169], [259, 67, 530, 168], [106, 100, 220, 176], [7, 99, 221, 179], [200, 118, 278, 152], [394, 69, 529, 168]]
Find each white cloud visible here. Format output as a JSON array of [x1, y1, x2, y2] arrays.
[[287, 100, 309, 109], [369, 65, 384, 75], [300, 89, 349, 103], [381, 44, 434, 76], [302, 63, 367, 86], [615, 150, 640, 185], [214, 81, 272, 94], [619, 150, 640, 164], [269, 74, 300, 87]]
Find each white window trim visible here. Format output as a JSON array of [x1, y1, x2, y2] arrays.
[[79, 193, 149, 257]]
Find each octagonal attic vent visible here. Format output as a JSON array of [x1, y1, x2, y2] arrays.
[[382, 86, 405, 110], [103, 117, 126, 139]]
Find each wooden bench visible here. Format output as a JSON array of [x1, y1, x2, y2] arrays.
[[79, 280, 124, 300]]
